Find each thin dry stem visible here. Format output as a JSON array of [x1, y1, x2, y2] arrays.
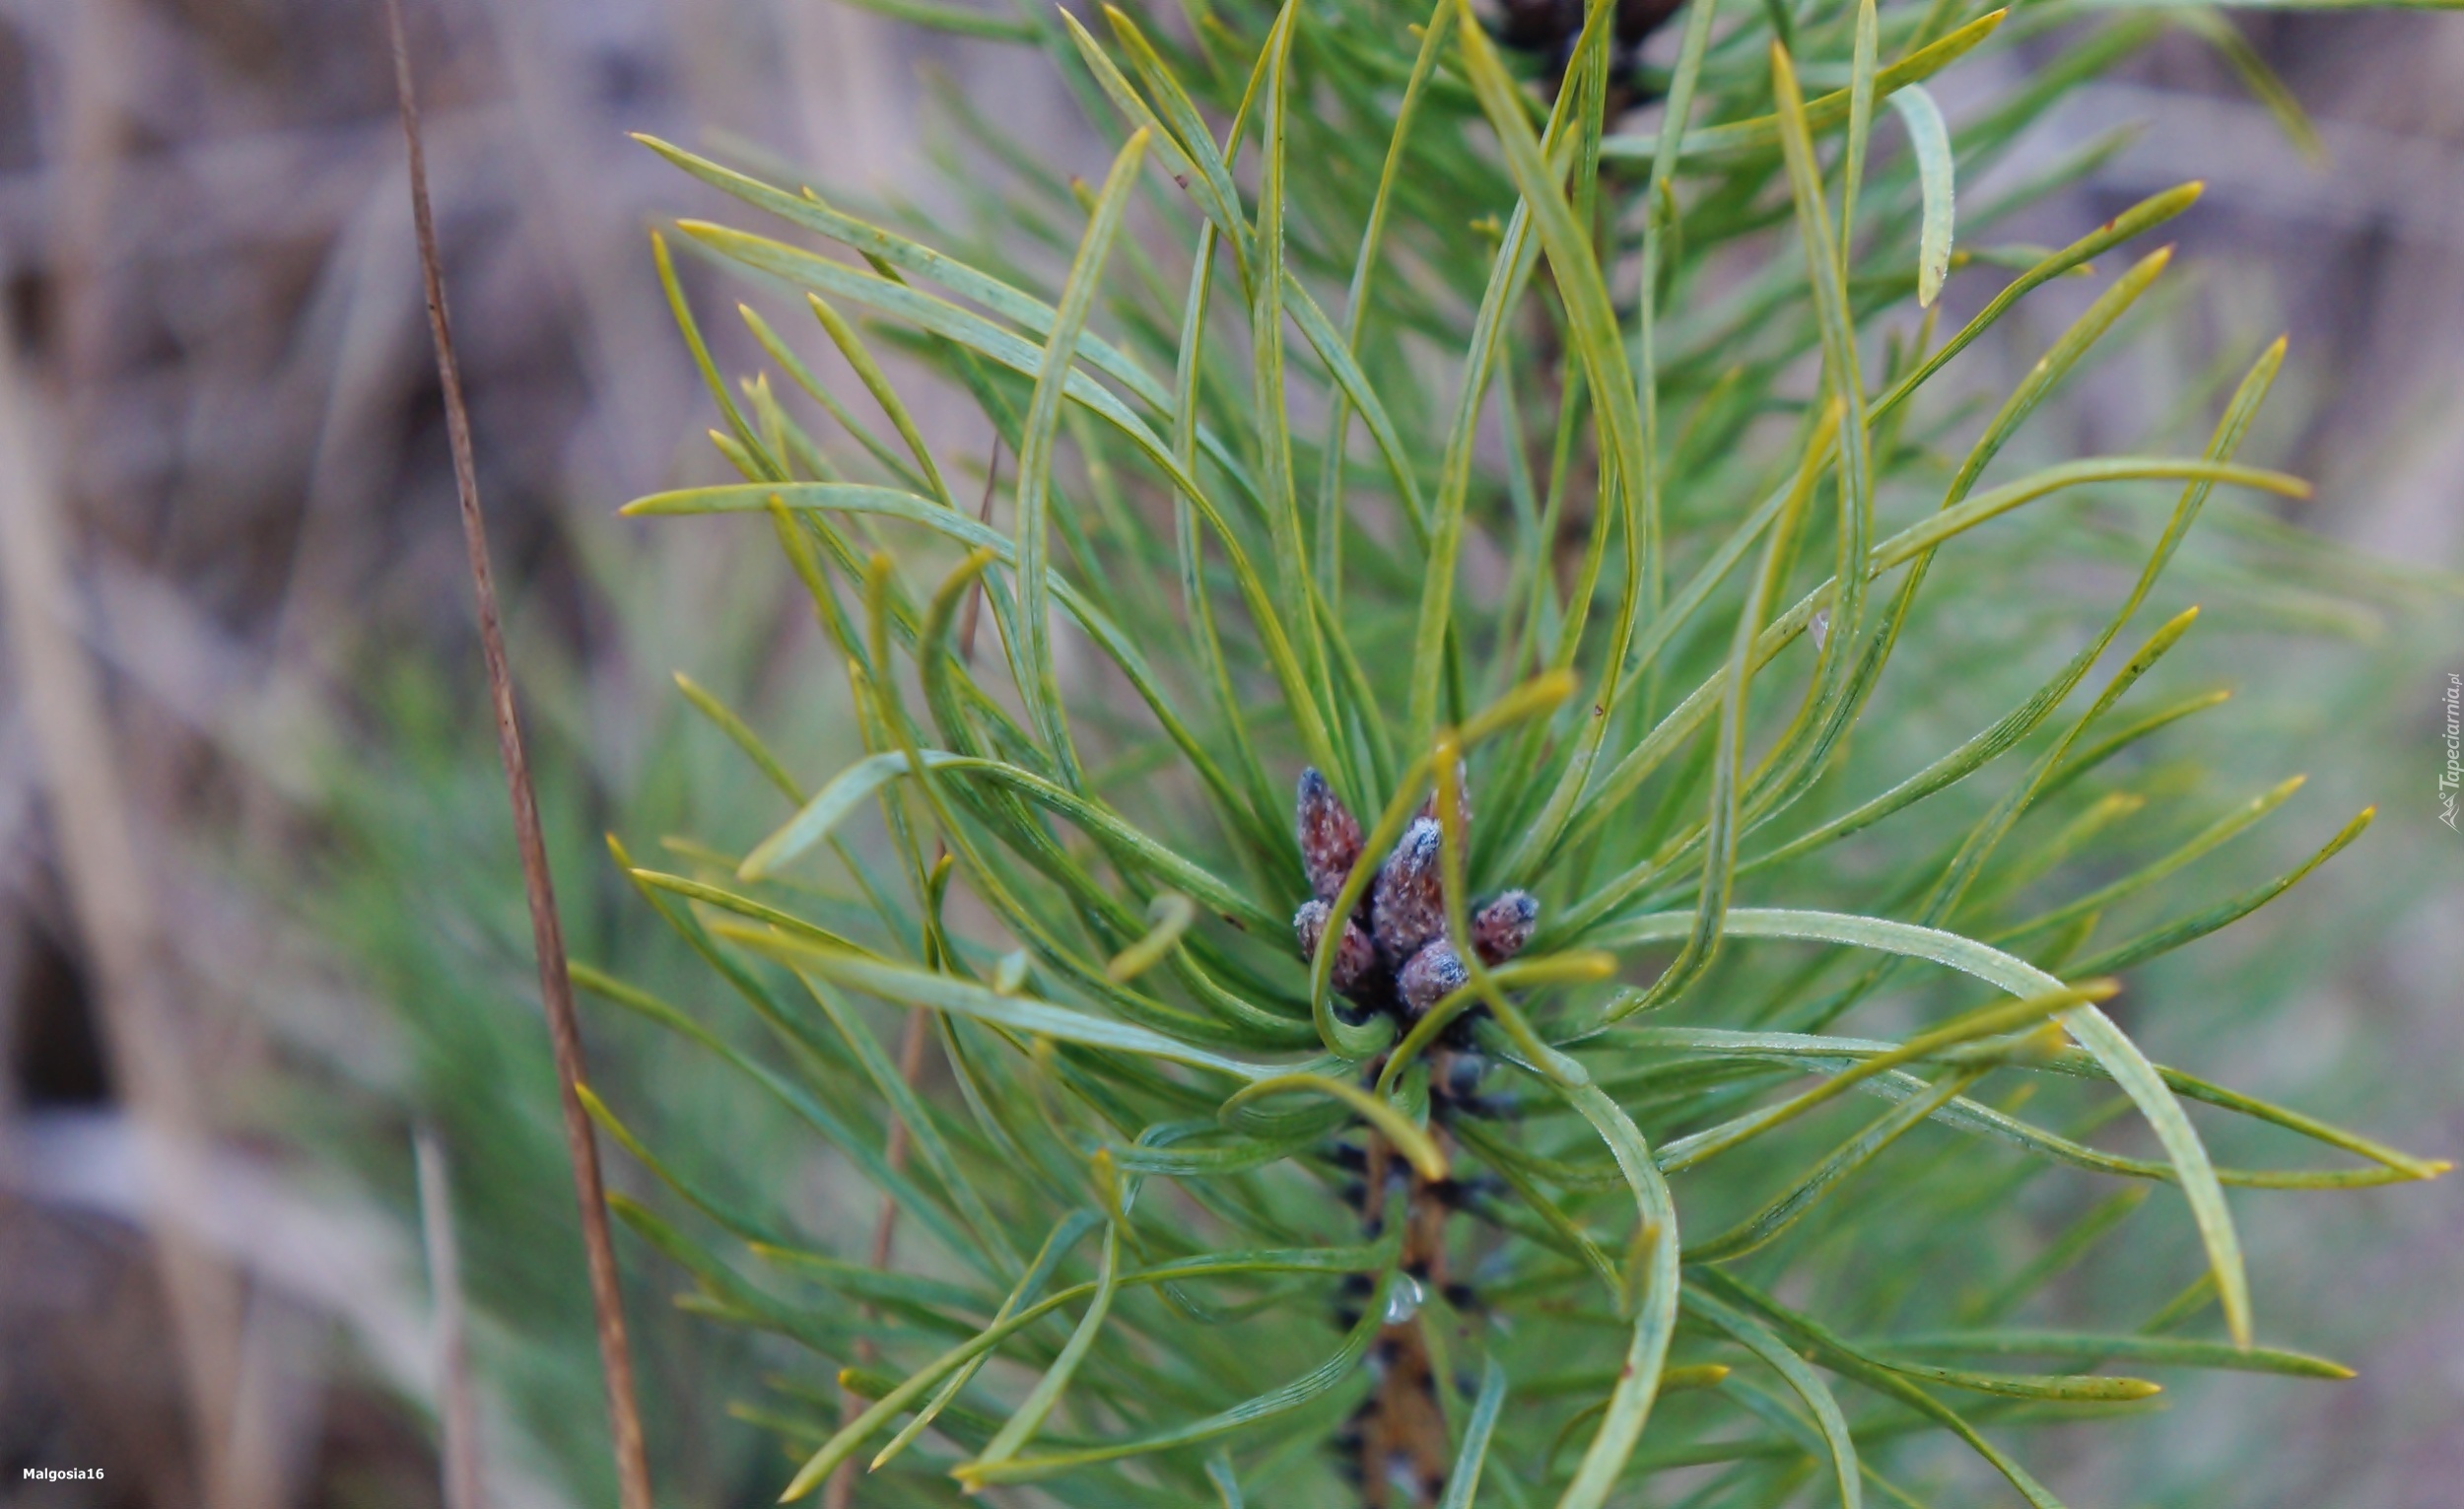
[[826, 946, 939, 1509], [383, 7, 653, 1509], [417, 1125, 488, 1509], [830, 499, 975, 1508]]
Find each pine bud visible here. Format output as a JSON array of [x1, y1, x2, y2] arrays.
[[1470, 889, 1539, 965], [1440, 1051, 1487, 1102], [1372, 818, 1447, 961], [1398, 939, 1468, 1017], [1295, 767, 1365, 901], [1294, 898, 1375, 991]]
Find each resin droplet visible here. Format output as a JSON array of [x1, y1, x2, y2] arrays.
[[1294, 899, 1376, 992], [1373, 818, 1447, 961], [1295, 767, 1364, 901], [1471, 889, 1539, 965], [1384, 1272, 1425, 1325]]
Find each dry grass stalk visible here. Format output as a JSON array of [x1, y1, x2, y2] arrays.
[[382, 4, 654, 1509], [416, 1125, 488, 1509]]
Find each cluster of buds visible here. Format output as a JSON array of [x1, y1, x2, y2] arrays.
[[1290, 768, 1538, 1024], [1494, 0, 1686, 102]]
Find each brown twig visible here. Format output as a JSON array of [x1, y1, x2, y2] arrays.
[[382, 9, 653, 1509], [1354, 1132, 1452, 1508], [825, 860, 943, 1509], [816, 422, 989, 1494], [808, 442, 989, 1509]]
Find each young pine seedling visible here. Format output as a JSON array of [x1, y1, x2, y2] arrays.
[[578, 0, 2449, 1503]]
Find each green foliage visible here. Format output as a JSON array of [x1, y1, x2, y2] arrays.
[[584, 0, 2448, 1503], [301, 552, 860, 1507]]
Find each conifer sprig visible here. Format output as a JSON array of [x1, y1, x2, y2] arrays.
[[589, 1, 2447, 1503]]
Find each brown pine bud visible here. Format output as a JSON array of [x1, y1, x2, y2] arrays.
[[1398, 939, 1468, 1017], [1294, 899, 1376, 992], [1296, 767, 1365, 902], [1471, 890, 1539, 965], [1372, 817, 1447, 961]]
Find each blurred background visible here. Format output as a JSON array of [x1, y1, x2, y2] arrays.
[[0, 1, 2455, 1506]]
